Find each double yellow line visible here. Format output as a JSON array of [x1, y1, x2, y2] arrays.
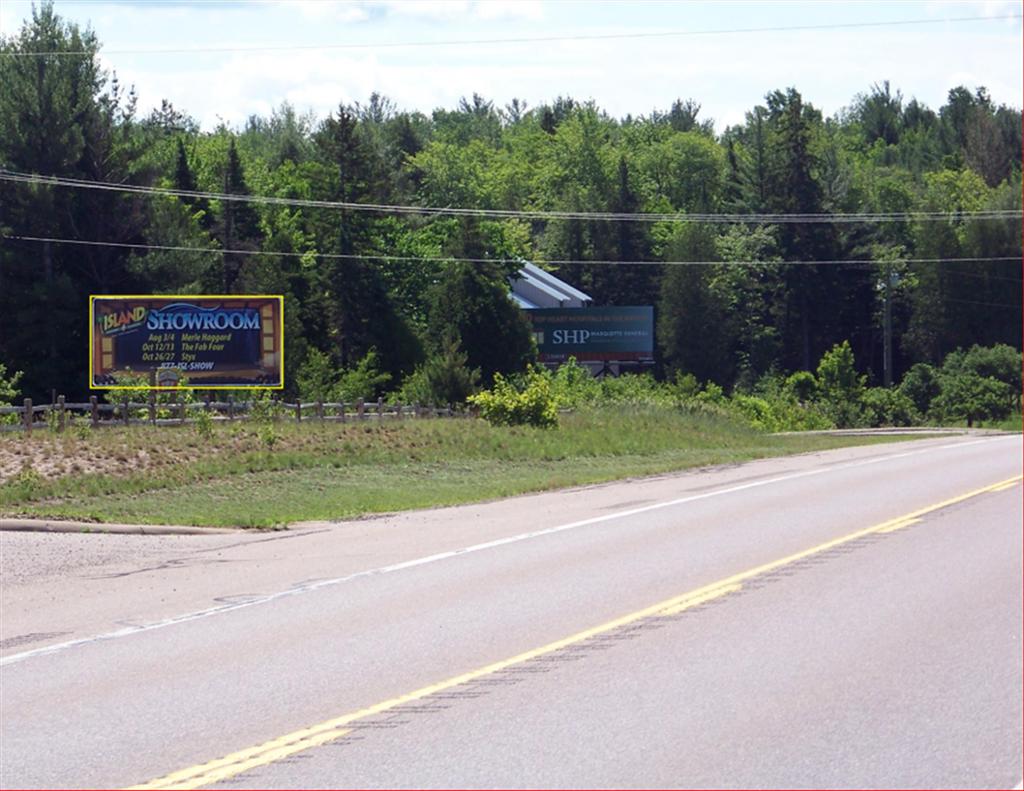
[[130, 475, 1022, 790]]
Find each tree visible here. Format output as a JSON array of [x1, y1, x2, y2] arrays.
[[815, 340, 865, 427], [426, 262, 535, 382], [657, 225, 732, 384], [854, 81, 903, 146], [212, 138, 263, 292], [0, 1, 143, 399]]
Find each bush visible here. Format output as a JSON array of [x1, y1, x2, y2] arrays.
[[815, 341, 866, 428], [396, 334, 480, 407], [785, 371, 817, 404], [931, 371, 1014, 426], [861, 387, 918, 427], [297, 349, 391, 404], [468, 368, 558, 428], [549, 358, 600, 408], [899, 363, 940, 415], [295, 348, 337, 402], [103, 369, 195, 420], [944, 344, 1021, 395], [0, 363, 22, 426], [729, 389, 832, 432]]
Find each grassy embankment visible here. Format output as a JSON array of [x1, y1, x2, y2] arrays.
[[0, 408, 922, 528]]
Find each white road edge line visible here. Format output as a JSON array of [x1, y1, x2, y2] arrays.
[[1, 435, 1015, 667]]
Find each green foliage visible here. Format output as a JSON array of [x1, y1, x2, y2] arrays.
[[860, 387, 919, 427], [396, 333, 481, 406], [101, 370, 196, 420], [426, 262, 535, 383], [468, 368, 558, 428], [785, 371, 817, 403], [295, 348, 338, 402], [296, 348, 391, 403], [815, 341, 866, 428], [0, 363, 22, 405], [194, 408, 214, 440], [334, 350, 392, 403], [931, 371, 1013, 426], [898, 363, 941, 415], [941, 344, 1022, 397], [0, 363, 22, 425]]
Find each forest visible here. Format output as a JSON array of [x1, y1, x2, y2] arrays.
[[1, 3, 1021, 419]]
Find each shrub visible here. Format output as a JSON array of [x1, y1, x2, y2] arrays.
[[334, 350, 392, 403], [396, 334, 480, 407], [0, 362, 21, 405], [931, 371, 1014, 427], [815, 341, 866, 428], [297, 348, 392, 404], [295, 348, 338, 402], [468, 368, 558, 428], [102, 369, 195, 420], [899, 363, 940, 416], [550, 358, 600, 408], [944, 344, 1021, 394], [785, 371, 817, 404], [861, 387, 918, 427]]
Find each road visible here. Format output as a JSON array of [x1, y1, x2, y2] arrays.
[[1, 435, 1021, 789]]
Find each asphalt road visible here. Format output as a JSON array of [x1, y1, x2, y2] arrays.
[[1, 435, 1021, 789]]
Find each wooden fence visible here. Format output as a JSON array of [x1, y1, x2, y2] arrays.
[[0, 396, 463, 434]]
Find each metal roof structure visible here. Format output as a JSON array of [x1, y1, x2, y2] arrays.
[[509, 261, 592, 309]]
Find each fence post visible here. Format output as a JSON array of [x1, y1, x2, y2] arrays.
[[340, 402, 346, 424], [23, 398, 31, 434], [122, 396, 130, 426], [57, 395, 66, 432], [148, 370, 157, 425], [316, 400, 323, 421], [179, 395, 186, 425], [357, 399, 365, 421], [377, 397, 383, 420], [90, 396, 99, 428], [228, 396, 235, 421], [295, 401, 302, 422]]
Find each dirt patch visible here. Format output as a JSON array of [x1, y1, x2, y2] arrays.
[[0, 438, 159, 483]]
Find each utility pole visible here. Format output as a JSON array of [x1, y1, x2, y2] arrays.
[[883, 260, 894, 388]]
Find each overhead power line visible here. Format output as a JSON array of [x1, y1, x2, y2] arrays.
[[2, 171, 1020, 225], [1, 13, 1020, 57], [4, 235, 1021, 270]]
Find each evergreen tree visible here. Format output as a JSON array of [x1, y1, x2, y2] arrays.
[[427, 262, 535, 383], [214, 138, 263, 292]]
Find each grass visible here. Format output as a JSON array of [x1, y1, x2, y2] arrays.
[[0, 407, 923, 528]]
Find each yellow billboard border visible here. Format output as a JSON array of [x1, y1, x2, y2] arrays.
[[89, 294, 285, 391]]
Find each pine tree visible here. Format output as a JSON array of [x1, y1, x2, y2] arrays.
[[216, 138, 263, 292]]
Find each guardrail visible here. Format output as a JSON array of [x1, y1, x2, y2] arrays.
[[0, 396, 463, 433]]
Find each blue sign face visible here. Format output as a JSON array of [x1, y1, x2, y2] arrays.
[[528, 307, 654, 362]]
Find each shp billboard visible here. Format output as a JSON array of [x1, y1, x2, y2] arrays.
[[528, 306, 654, 363], [90, 295, 283, 389]]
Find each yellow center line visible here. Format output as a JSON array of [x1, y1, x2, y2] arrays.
[[129, 474, 1021, 790]]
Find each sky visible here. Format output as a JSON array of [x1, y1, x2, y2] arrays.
[[1, 0, 1021, 132]]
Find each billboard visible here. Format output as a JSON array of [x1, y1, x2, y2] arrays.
[[528, 306, 654, 362], [90, 295, 284, 389]]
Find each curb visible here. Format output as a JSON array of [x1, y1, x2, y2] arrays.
[[0, 518, 240, 535], [770, 427, 1011, 437]]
